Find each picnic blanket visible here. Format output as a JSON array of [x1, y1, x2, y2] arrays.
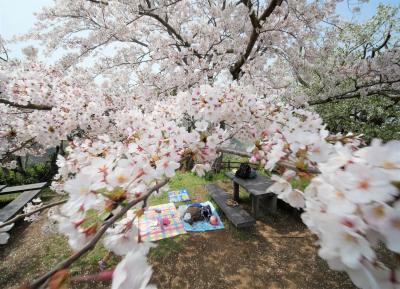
[[136, 203, 186, 242], [179, 201, 224, 232], [168, 189, 191, 203]]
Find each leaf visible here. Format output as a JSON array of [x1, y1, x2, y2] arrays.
[[82, 223, 98, 236], [392, 181, 400, 190], [110, 187, 127, 201], [48, 270, 68, 289], [295, 159, 307, 171], [135, 208, 145, 217]]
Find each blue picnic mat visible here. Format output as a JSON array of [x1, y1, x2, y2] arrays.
[[168, 189, 191, 203], [179, 201, 224, 232]]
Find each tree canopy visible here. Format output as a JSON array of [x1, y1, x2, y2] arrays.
[[0, 1, 399, 289]]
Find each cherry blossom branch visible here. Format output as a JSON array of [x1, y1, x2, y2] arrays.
[[138, 8, 202, 59], [0, 98, 52, 111], [0, 199, 67, 229], [1, 138, 36, 164], [0, 41, 8, 62], [371, 29, 391, 58], [308, 78, 400, 105], [27, 179, 169, 289], [86, 0, 108, 5], [217, 147, 321, 174]]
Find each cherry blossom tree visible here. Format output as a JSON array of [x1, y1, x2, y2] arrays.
[[0, 1, 399, 289]]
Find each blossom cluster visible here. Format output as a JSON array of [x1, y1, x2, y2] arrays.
[[302, 140, 400, 289], [23, 197, 43, 222], [2, 64, 399, 288], [249, 110, 400, 288]]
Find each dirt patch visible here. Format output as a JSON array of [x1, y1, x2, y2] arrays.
[[149, 211, 355, 289], [0, 181, 356, 289], [0, 210, 112, 289]]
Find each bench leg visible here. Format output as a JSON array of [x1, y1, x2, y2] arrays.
[[233, 182, 240, 202], [265, 194, 277, 214], [252, 196, 260, 217], [270, 195, 277, 214]]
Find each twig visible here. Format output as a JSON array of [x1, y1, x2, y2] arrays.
[[27, 179, 169, 289], [0, 98, 52, 110], [264, 234, 308, 238], [1, 138, 36, 164], [0, 199, 68, 229]]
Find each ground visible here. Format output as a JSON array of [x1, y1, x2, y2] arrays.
[[0, 172, 357, 289]]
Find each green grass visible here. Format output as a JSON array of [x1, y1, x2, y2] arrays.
[[41, 234, 121, 274], [148, 171, 226, 206], [0, 187, 57, 205], [148, 236, 189, 262], [0, 192, 20, 203]]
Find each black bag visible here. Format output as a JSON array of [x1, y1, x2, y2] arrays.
[[184, 204, 213, 225], [235, 163, 252, 179]]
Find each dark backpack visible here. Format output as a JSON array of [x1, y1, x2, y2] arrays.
[[184, 204, 213, 225], [235, 163, 252, 179]]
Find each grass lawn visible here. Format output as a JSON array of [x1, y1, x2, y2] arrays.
[[0, 187, 57, 207]]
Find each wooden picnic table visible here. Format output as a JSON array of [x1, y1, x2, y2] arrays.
[[225, 172, 276, 217]]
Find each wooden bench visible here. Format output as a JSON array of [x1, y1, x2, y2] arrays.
[[0, 182, 47, 223], [225, 172, 276, 217], [206, 184, 255, 228], [0, 182, 47, 195]]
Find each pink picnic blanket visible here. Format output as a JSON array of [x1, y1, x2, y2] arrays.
[[137, 203, 186, 242]]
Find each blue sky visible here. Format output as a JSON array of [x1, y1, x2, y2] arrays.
[[0, 0, 398, 60]]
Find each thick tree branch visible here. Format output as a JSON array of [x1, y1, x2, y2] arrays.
[[27, 179, 169, 289], [371, 29, 391, 58], [230, 0, 283, 80]]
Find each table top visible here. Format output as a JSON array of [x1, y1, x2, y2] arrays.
[[225, 172, 274, 196]]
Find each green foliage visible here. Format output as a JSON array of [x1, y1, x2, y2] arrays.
[[0, 162, 54, 186], [290, 177, 311, 192], [299, 4, 400, 142], [316, 96, 400, 142], [337, 4, 400, 59]]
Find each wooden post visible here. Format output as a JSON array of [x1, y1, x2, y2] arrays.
[[251, 195, 260, 217], [264, 194, 278, 214], [270, 195, 277, 214], [233, 181, 240, 202]]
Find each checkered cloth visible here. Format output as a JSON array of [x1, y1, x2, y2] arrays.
[[168, 189, 191, 203], [136, 203, 186, 242]]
